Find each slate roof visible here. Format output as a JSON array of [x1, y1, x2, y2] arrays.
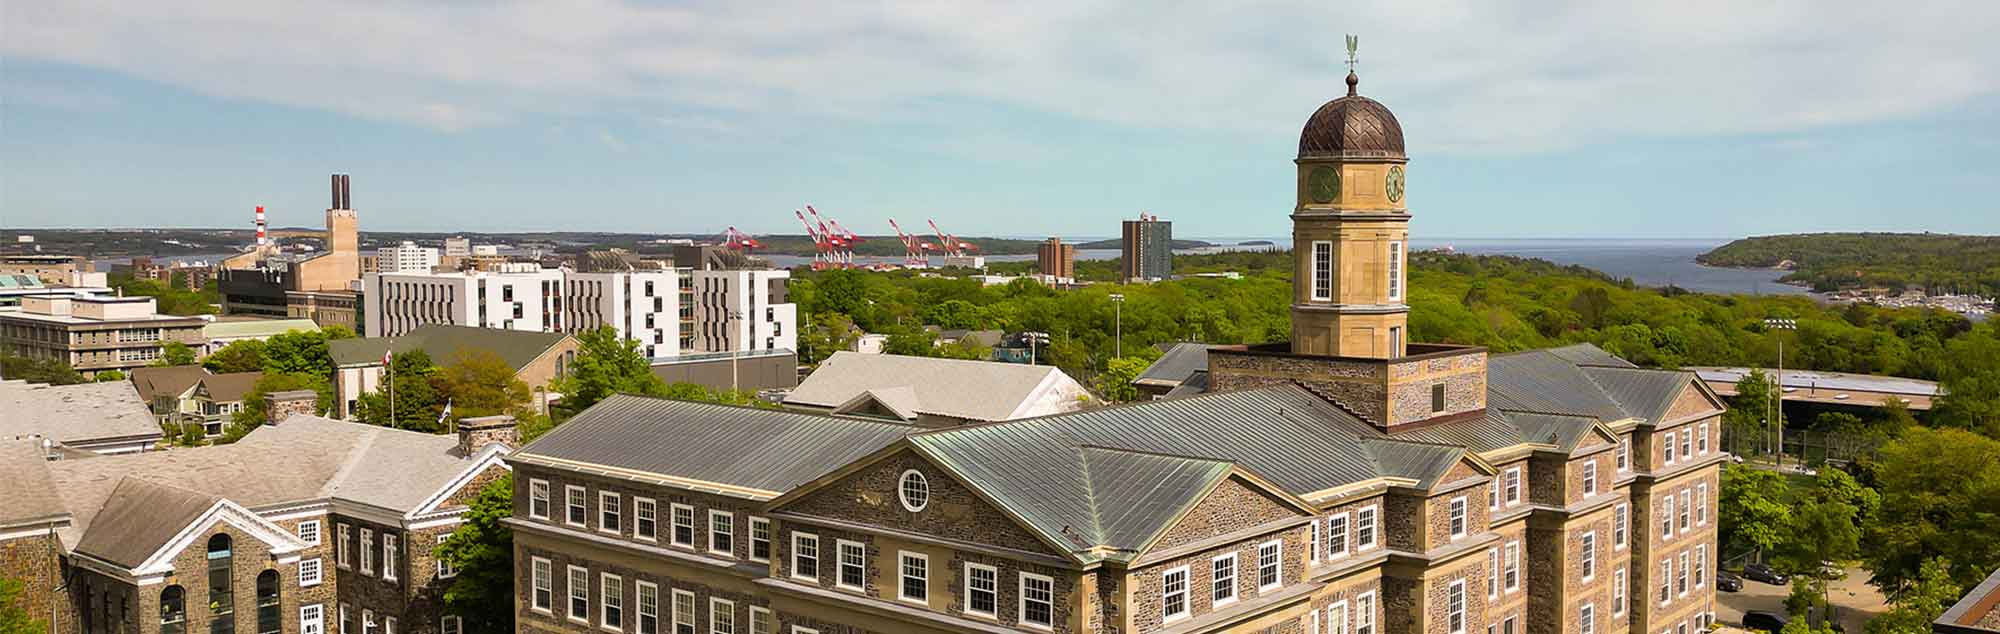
[[0, 440, 68, 528], [130, 366, 210, 402], [1487, 344, 1697, 425], [785, 352, 1084, 422], [328, 324, 569, 370], [73, 478, 221, 569], [0, 380, 164, 447]]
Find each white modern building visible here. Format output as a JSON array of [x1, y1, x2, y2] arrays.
[[691, 268, 796, 354], [362, 269, 564, 337], [375, 241, 440, 273], [443, 235, 471, 257], [563, 270, 687, 359]]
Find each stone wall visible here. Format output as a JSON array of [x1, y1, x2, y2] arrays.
[[0, 534, 73, 633], [781, 452, 1054, 555], [515, 465, 766, 562], [1208, 350, 1389, 424], [1127, 523, 1308, 633], [1152, 476, 1305, 551], [1384, 351, 1487, 426], [154, 523, 292, 634], [1421, 485, 1490, 552]]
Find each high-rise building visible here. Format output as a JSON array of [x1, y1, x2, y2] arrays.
[[1037, 237, 1075, 281], [375, 241, 440, 273], [1121, 213, 1171, 281], [691, 268, 796, 354], [503, 57, 1722, 634], [443, 235, 472, 257]]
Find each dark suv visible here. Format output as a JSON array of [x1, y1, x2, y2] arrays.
[[1744, 611, 1788, 633], [1744, 562, 1790, 585]]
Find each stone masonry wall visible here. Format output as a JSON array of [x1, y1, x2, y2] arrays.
[[0, 534, 74, 633], [782, 452, 1054, 555], [1207, 351, 1388, 424], [1127, 524, 1308, 633], [1422, 485, 1491, 552], [1153, 476, 1305, 552]]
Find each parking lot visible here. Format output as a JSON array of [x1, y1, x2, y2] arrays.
[[1711, 566, 1887, 634]]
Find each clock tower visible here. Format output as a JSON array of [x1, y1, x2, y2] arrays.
[[1291, 64, 1409, 359]]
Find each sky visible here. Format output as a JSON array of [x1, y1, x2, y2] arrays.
[[3, 1, 1998, 240]]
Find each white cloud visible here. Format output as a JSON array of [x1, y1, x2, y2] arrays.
[[3, 0, 1995, 153]]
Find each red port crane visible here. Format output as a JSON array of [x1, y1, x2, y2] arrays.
[[888, 219, 929, 267], [722, 227, 761, 252], [795, 209, 837, 270]]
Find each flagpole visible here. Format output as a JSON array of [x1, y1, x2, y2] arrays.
[[387, 351, 396, 429]]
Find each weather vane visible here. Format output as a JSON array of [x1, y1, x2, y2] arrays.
[[1345, 34, 1359, 71]]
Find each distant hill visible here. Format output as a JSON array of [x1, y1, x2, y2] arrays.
[[1698, 232, 2000, 295], [1073, 238, 1215, 250]]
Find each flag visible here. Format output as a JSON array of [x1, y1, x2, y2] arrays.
[[437, 399, 453, 426], [382, 349, 392, 366]]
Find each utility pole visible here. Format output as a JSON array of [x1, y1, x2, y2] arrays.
[[1109, 293, 1125, 358], [727, 309, 746, 393], [1763, 318, 1796, 467], [1023, 331, 1050, 365]]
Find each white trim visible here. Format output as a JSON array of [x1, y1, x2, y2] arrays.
[[1328, 600, 1350, 634], [834, 539, 866, 592], [1580, 531, 1597, 582], [1446, 579, 1467, 634], [1615, 503, 1629, 550], [1018, 572, 1055, 630], [1486, 548, 1498, 599], [599, 491, 624, 535], [601, 572, 625, 632], [567, 564, 591, 624], [964, 562, 1000, 618], [297, 519, 323, 546], [1161, 564, 1191, 623], [1503, 540, 1520, 593], [1613, 567, 1628, 616], [530, 557, 554, 614], [898, 551, 929, 605], [1356, 504, 1380, 551], [565, 485, 588, 528], [404, 516, 465, 531], [1696, 483, 1709, 526], [634, 497, 659, 542], [408, 447, 512, 518], [299, 557, 324, 587], [708, 509, 735, 557], [1310, 240, 1335, 301], [1504, 467, 1522, 505], [1387, 241, 1405, 301], [636, 580, 660, 634], [1211, 552, 1238, 607], [1448, 496, 1468, 539], [1256, 539, 1284, 591], [897, 469, 930, 513], [435, 533, 457, 579], [529, 478, 552, 520], [672, 589, 696, 633], [790, 532, 819, 582], [129, 498, 309, 577], [670, 503, 696, 549], [1326, 512, 1350, 560], [710, 597, 736, 634], [1357, 591, 1377, 634], [749, 606, 773, 634], [748, 516, 771, 563]]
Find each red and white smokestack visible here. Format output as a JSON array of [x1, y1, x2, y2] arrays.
[[255, 206, 268, 246]]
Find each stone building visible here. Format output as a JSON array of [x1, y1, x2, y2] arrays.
[[0, 393, 515, 634], [505, 65, 1724, 634]]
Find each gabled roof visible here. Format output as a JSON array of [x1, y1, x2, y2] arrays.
[[0, 440, 68, 528], [74, 477, 221, 568], [1487, 343, 1699, 425], [328, 324, 570, 370], [831, 387, 923, 421], [195, 372, 264, 404], [130, 366, 210, 402], [1393, 409, 1608, 456], [1135, 343, 1210, 386], [785, 352, 1086, 422], [1, 380, 164, 447]]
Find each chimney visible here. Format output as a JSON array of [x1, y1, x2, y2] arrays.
[[264, 389, 319, 424], [456, 415, 519, 456]]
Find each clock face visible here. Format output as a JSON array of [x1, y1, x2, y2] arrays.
[[1306, 166, 1340, 204], [1386, 165, 1406, 203]]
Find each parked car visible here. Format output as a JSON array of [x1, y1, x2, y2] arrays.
[[1744, 562, 1790, 585], [1743, 611, 1789, 634], [1717, 570, 1744, 592]]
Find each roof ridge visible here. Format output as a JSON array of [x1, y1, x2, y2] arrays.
[[907, 382, 1311, 438], [1492, 407, 1602, 421], [1075, 443, 1234, 464], [1075, 447, 1106, 549], [320, 423, 384, 498], [1288, 380, 1378, 426]]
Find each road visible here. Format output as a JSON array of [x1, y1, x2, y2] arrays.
[[1712, 566, 1886, 634]]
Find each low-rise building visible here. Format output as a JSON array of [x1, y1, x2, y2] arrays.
[[377, 241, 442, 273], [0, 253, 91, 285], [327, 324, 577, 419], [0, 379, 164, 454], [784, 351, 1091, 425], [648, 348, 799, 393], [199, 316, 322, 355], [1938, 567, 2000, 634], [0, 295, 206, 377]]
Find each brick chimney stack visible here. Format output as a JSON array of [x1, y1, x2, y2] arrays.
[[456, 415, 519, 456], [265, 390, 319, 424]]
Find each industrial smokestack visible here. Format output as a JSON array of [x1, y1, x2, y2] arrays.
[[342, 174, 351, 209], [331, 174, 341, 209], [255, 206, 268, 247]]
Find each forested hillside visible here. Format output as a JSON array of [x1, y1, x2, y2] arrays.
[[1697, 232, 2000, 296]]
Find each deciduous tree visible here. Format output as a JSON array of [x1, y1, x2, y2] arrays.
[[202, 339, 266, 373], [436, 474, 515, 633], [1720, 463, 1791, 556], [552, 326, 668, 417], [0, 576, 44, 634], [1864, 428, 2000, 599], [434, 350, 532, 422]]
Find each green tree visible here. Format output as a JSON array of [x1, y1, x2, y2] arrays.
[[1864, 428, 2000, 599], [436, 473, 515, 633], [154, 341, 198, 367], [226, 372, 333, 442], [1772, 474, 1864, 625], [1720, 463, 1792, 556], [434, 350, 532, 422], [936, 337, 991, 361], [354, 349, 443, 431], [1726, 369, 1774, 454], [811, 269, 869, 318], [552, 326, 668, 417], [93, 369, 126, 382], [1095, 356, 1149, 402], [921, 299, 982, 330], [798, 313, 859, 366], [0, 576, 45, 634], [260, 328, 348, 377], [202, 339, 267, 373], [1864, 557, 1961, 634], [0, 355, 85, 385], [884, 330, 938, 357], [1935, 324, 2000, 437]]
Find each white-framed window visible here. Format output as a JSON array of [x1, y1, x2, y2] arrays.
[[748, 607, 772, 634], [749, 517, 771, 562], [1696, 483, 1710, 526], [298, 520, 322, 546], [1327, 513, 1350, 559], [672, 589, 695, 634], [1212, 553, 1238, 606], [602, 573, 624, 631], [1389, 326, 1403, 358], [565, 485, 588, 527], [1311, 520, 1320, 562], [363, 610, 377, 634], [1681, 432, 1692, 460], [440, 616, 461, 634], [1618, 439, 1631, 472], [1505, 468, 1522, 505], [1486, 548, 1498, 599], [1356, 505, 1379, 550], [1580, 531, 1597, 582], [301, 604, 324, 634], [1679, 489, 1691, 531], [710, 598, 735, 634], [1312, 241, 1334, 301], [336, 523, 350, 569], [965, 563, 999, 618], [299, 558, 323, 587], [530, 479, 551, 519], [1662, 496, 1675, 538], [1580, 603, 1595, 634], [1257, 540, 1283, 591], [1020, 573, 1055, 629], [600, 491, 623, 534], [360, 528, 374, 575], [1388, 241, 1405, 300], [1615, 504, 1629, 550], [1446, 580, 1466, 634], [1659, 558, 1672, 605], [567, 565, 590, 623], [1677, 551, 1690, 596], [791, 532, 819, 581], [382, 533, 398, 583], [709, 510, 735, 557], [1613, 568, 1628, 616], [670, 503, 696, 548], [1489, 479, 1500, 510], [531, 557, 553, 613], [1357, 591, 1376, 634], [637, 581, 659, 634], [836, 540, 866, 591], [1664, 432, 1677, 464], [635, 497, 658, 541], [899, 552, 928, 604], [1583, 461, 1599, 496], [386, 616, 397, 634], [1449, 497, 1468, 539], [1328, 601, 1349, 634], [1698, 424, 1709, 454], [1504, 541, 1520, 592], [1695, 545, 1708, 589], [436, 534, 456, 578], [898, 469, 929, 512], [1161, 565, 1190, 622]]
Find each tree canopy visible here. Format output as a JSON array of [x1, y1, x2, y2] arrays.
[[552, 326, 668, 417], [436, 473, 515, 633], [1863, 427, 2000, 598]]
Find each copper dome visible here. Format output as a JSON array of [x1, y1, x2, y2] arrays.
[[1297, 72, 1405, 160]]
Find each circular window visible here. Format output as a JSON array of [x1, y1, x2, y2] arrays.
[[898, 469, 929, 512]]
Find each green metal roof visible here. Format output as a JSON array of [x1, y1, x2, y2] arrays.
[[328, 325, 570, 371], [201, 318, 320, 341]]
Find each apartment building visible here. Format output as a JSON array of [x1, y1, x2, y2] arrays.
[[378, 241, 442, 273], [0, 295, 206, 376], [363, 267, 730, 358], [0, 392, 515, 634], [565, 270, 684, 359], [506, 65, 1724, 634], [363, 269, 565, 337], [691, 268, 795, 355]]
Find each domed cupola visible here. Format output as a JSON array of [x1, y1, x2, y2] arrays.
[[1297, 71, 1405, 160]]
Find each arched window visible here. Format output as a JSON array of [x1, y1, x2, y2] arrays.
[[255, 570, 280, 634], [207, 534, 234, 634], [160, 586, 187, 634]]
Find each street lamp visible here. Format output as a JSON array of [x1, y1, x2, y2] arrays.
[[1763, 318, 1797, 467], [1108, 294, 1125, 358], [727, 309, 746, 393], [1022, 331, 1050, 365]]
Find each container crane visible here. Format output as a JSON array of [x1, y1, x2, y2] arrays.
[[795, 209, 836, 269], [888, 219, 929, 268]]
